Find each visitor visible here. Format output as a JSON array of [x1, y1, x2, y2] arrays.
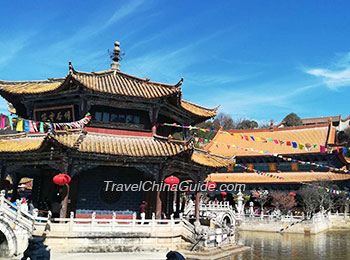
[[21, 238, 50, 260], [254, 208, 259, 215], [28, 199, 35, 214], [139, 201, 148, 224], [21, 197, 29, 213], [166, 251, 185, 260]]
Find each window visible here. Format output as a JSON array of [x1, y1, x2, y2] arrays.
[[268, 163, 277, 171], [118, 114, 125, 123], [126, 115, 133, 124], [103, 112, 110, 123], [95, 112, 102, 121], [134, 115, 140, 124], [110, 114, 118, 122], [291, 162, 299, 171], [93, 108, 144, 126]]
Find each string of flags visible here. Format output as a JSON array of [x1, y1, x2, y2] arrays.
[[192, 138, 349, 173], [158, 123, 323, 152], [0, 113, 92, 133], [236, 163, 350, 196]]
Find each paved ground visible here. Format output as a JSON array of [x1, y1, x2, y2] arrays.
[[52, 252, 167, 260], [2, 251, 169, 260]]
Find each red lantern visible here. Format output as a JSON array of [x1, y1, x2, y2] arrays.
[[221, 191, 227, 197], [164, 176, 180, 186], [53, 174, 71, 185], [289, 192, 296, 197]]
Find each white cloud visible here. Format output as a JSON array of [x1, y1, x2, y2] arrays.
[[0, 32, 36, 69], [103, 0, 145, 29], [305, 53, 350, 90]]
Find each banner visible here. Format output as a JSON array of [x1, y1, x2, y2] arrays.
[[193, 137, 348, 173], [236, 163, 350, 196], [158, 123, 319, 151], [0, 113, 92, 133]]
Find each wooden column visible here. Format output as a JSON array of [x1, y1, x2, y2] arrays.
[[0, 165, 6, 190], [59, 184, 70, 218], [60, 160, 73, 218], [195, 192, 201, 223], [11, 177, 20, 202], [156, 167, 163, 219], [175, 190, 180, 218]]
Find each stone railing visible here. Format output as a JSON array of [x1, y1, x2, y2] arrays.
[[33, 211, 187, 235], [0, 190, 36, 232]]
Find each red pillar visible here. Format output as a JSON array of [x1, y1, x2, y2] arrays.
[[156, 167, 163, 219], [195, 192, 201, 223], [59, 183, 70, 218]]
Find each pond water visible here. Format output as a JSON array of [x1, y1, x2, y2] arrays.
[[227, 230, 350, 260]]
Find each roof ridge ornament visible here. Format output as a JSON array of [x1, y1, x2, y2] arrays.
[[109, 41, 124, 71], [68, 61, 74, 75]]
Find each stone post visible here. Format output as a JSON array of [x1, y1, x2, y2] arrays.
[[112, 212, 116, 230], [0, 190, 5, 211], [151, 213, 155, 232], [69, 211, 74, 232], [132, 212, 136, 231], [236, 189, 244, 217]]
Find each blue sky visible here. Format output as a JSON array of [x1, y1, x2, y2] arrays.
[[1, 0, 350, 123]]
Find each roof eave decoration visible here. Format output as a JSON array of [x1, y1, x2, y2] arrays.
[[191, 148, 235, 168], [179, 100, 218, 119], [0, 62, 182, 100]]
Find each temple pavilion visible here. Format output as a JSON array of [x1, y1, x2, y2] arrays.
[[0, 42, 232, 219], [205, 123, 350, 191]]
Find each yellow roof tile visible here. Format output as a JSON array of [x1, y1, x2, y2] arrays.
[[205, 125, 336, 157], [191, 150, 234, 168], [0, 134, 46, 152], [206, 171, 350, 183], [181, 100, 217, 118]]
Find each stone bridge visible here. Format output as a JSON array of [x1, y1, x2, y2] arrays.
[[0, 190, 34, 258], [184, 200, 237, 226]]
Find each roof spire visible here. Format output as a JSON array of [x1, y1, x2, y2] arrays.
[[109, 41, 124, 71]]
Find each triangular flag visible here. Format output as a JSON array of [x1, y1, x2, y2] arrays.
[[16, 119, 24, 131], [24, 120, 30, 132], [39, 122, 44, 133], [0, 114, 5, 129], [8, 115, 13, 130]]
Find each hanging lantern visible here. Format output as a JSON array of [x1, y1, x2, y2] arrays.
[[289, 192, 296, 197], [53, 174, 71, 185], [221, 191, 227, 197], [164, 176, 180, 186]]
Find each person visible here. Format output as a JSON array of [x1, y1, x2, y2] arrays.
[[139, 201, 148, 224], [28, 199, 35, 215], [21, 197, 29, 213], [166, 251, 186, 260], [21, 238, 50, 260], [255, 208, 259, 215]]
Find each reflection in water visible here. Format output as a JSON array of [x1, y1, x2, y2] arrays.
[[227, 230, 350, 260]]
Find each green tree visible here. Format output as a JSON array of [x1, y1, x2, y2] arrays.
[[236, 119, 258, 129], [282, 113, 302, 127]]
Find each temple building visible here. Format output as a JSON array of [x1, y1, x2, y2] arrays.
[[0, 42, 232, 219], [205, 123, 350, 191]]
